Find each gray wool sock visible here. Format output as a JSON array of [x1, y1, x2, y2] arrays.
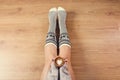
[[46, 8, 57, 46], [59, 33, 71, 47], [58, 7, 71, 47], [48, 8, 57, 33], [58, 8, 67, 34]]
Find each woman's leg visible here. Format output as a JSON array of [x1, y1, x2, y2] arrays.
[[41, 44, 57, 80], [59, 46, 75, 80], [40, 8, 58, 80], [58, 7, 75, 80]]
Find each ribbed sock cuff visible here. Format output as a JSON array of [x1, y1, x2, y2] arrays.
[[46, 32, 57, 46], [59, 33, 71, 47]]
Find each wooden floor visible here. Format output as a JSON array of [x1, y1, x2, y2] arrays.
[[0, 0, 120, 80]]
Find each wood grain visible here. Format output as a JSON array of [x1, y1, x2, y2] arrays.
[[0, 0, 120, 80]]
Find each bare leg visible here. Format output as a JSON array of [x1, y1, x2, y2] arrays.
[[58, 7, 75, 80], [41, 7, 58, 80], [40, 44, 57, 80], [59, 45, 75, 80]]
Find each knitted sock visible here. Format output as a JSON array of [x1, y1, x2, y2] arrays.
[[46, 8, 57, 47], [58, 7, 67, 34], [58, 7, 71, 47], [48, 8, 57, 33]]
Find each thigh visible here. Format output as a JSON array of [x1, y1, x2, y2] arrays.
[[44, 43, 57, 63], [59, 45, 75, 80], [59, 45, 71, 61], [41, 44, 57, 80]]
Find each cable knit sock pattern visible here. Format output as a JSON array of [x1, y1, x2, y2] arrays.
[[59, 33, 71, 47], [46, 32, 57, 47], [45, 8, 57, 46]]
